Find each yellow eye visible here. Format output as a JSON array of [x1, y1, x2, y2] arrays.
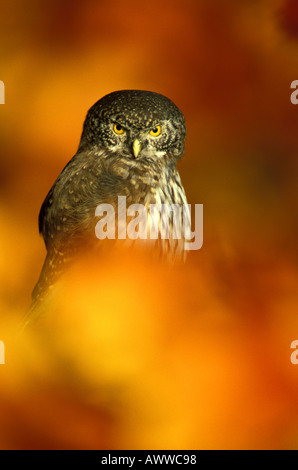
[[150, 125, 162, 137], [113, 123, 124, 135]]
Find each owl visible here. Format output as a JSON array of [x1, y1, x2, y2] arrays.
[[26, 90, 189, 322]]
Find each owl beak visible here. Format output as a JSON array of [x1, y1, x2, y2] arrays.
[[132, 139, 142, 158]]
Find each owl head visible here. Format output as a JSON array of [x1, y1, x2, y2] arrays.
[[79, 90, 186, 165]]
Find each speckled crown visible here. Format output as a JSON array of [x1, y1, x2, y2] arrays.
[[81, 89, 186, 142]]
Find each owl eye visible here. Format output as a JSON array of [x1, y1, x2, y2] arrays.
[[150, 125, 162, 137], [113, 123, 125, 135]]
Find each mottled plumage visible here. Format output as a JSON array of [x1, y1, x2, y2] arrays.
[[26, 90, 189, 324]]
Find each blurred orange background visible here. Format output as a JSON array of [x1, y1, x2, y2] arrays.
[[0, 0, 298, 450]]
